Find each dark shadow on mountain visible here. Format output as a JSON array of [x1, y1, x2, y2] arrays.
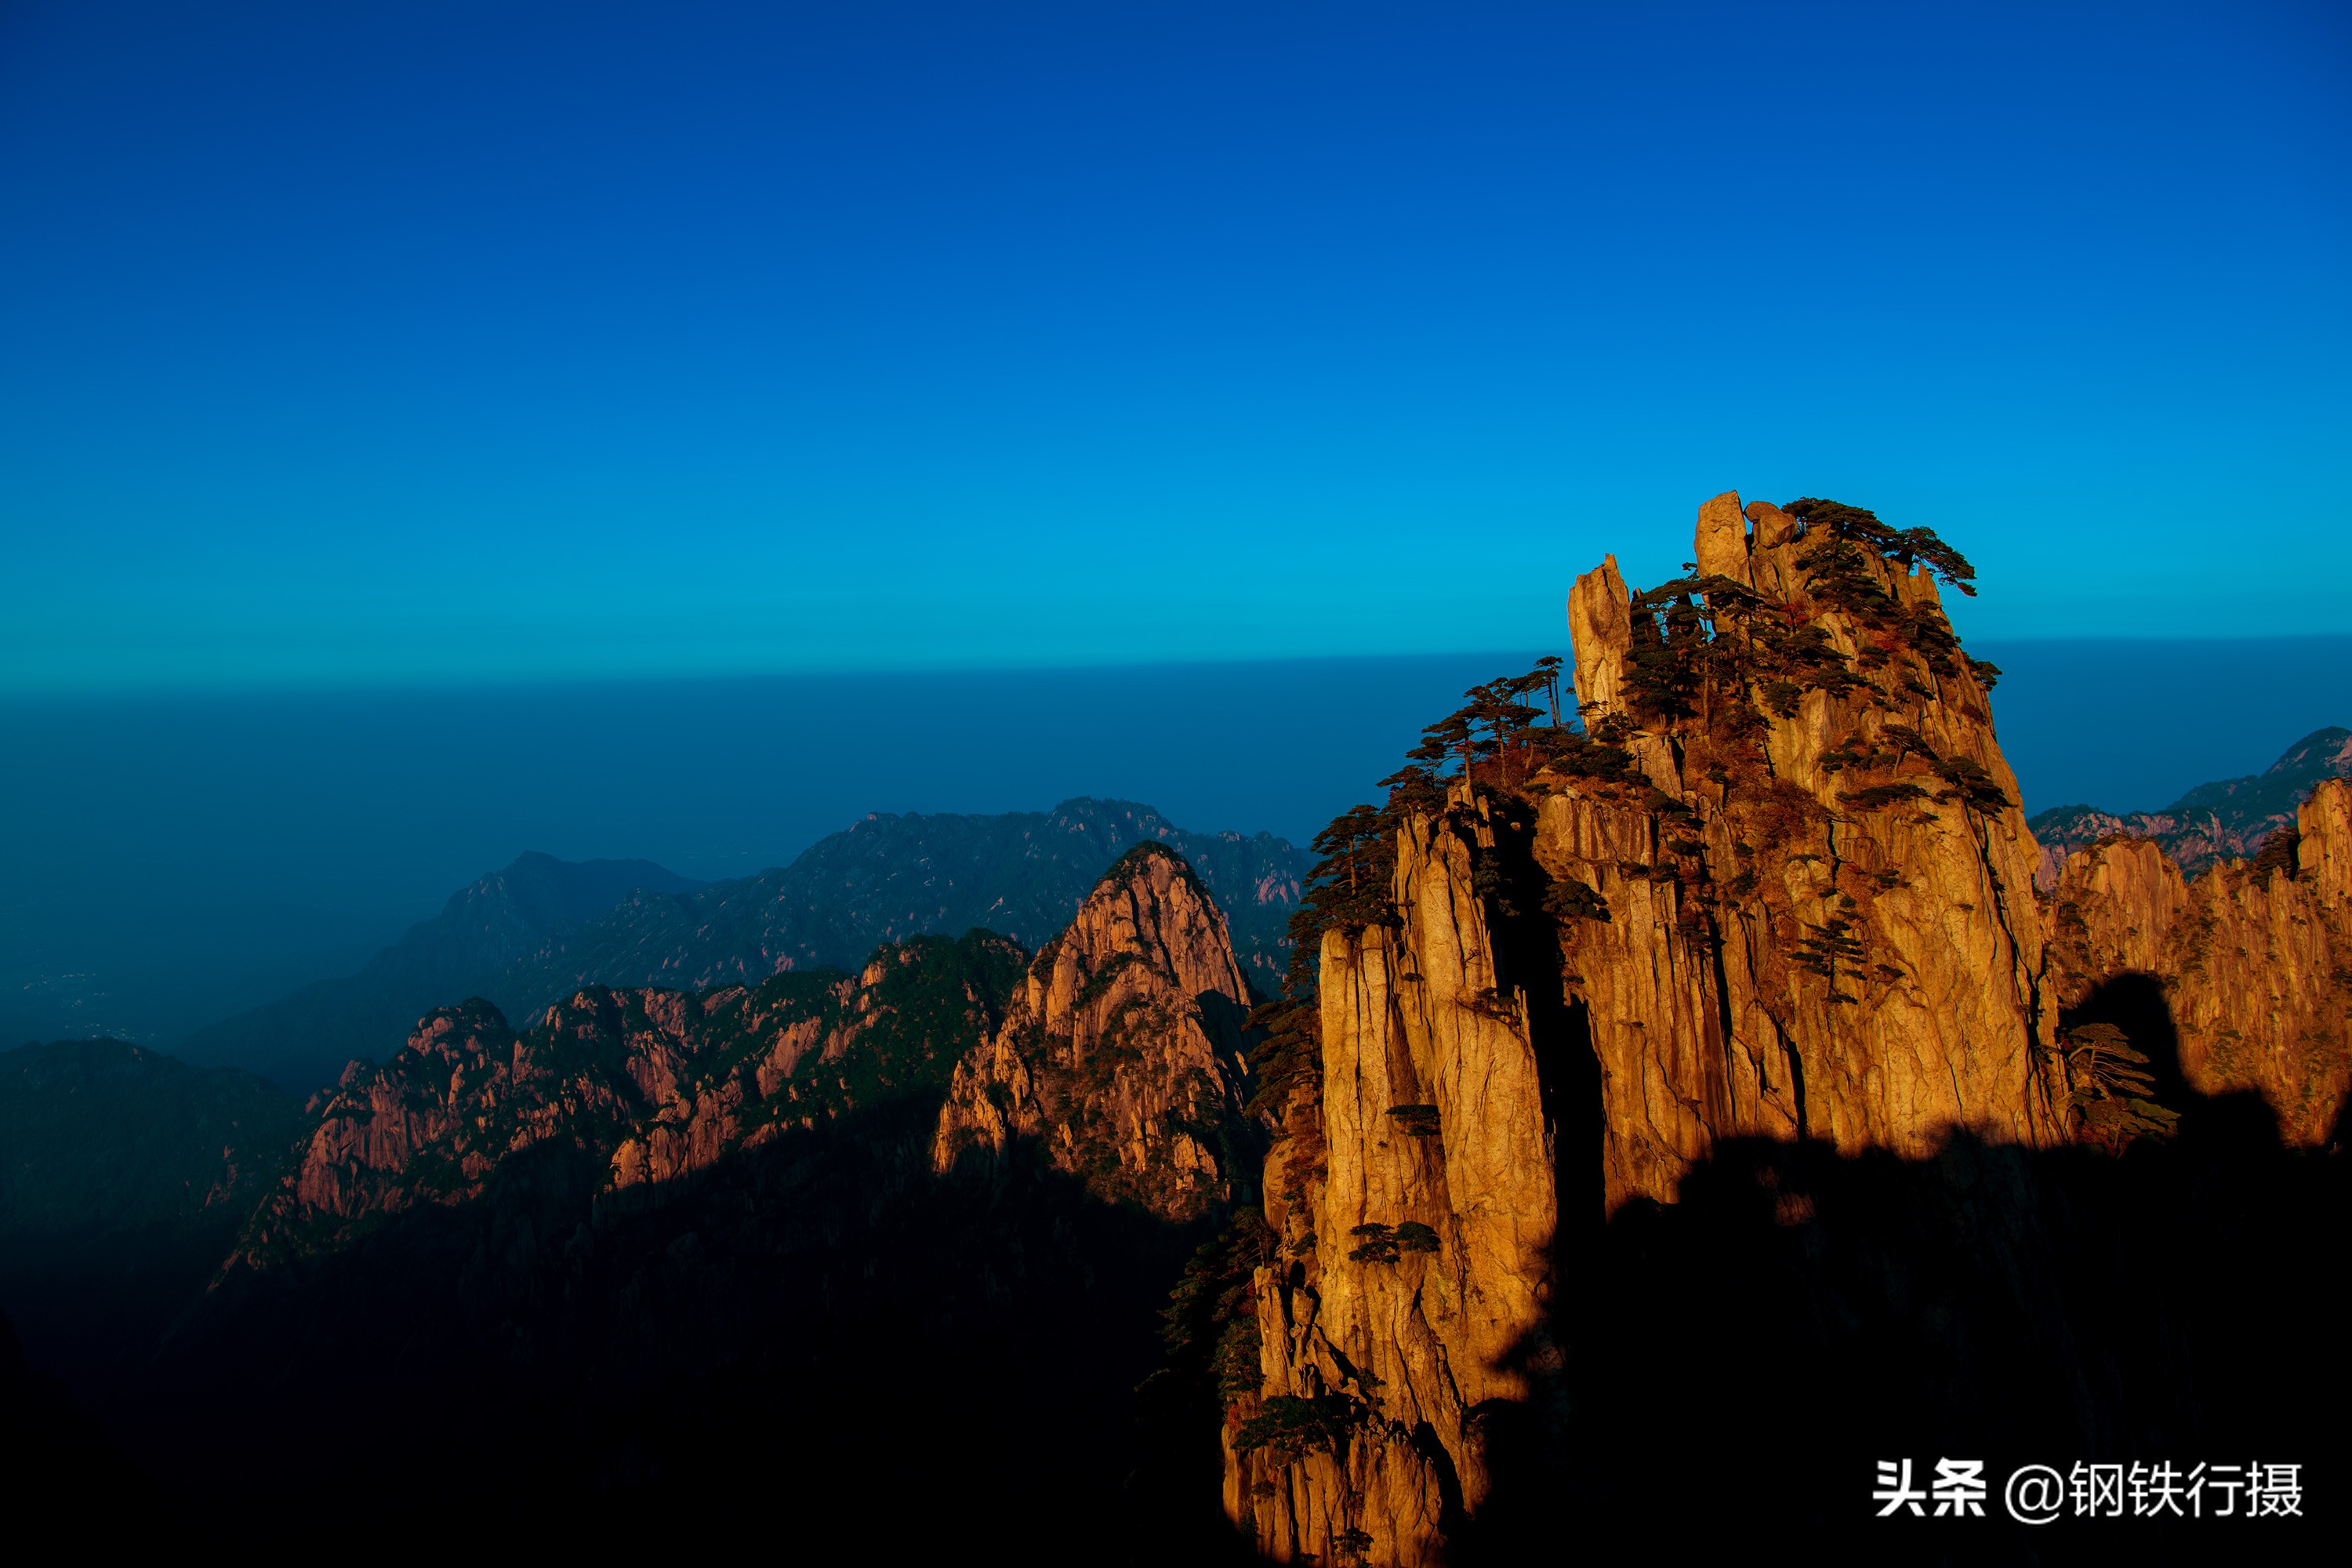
[[2063, 971, 2194, 1111], [118, 1093, 1257, 1561], [0, 1037, 307, 1402], [0, 1216, 252, 1403], [1473, 789, 1606, 1258], [1468, 982, 2349, 1565]]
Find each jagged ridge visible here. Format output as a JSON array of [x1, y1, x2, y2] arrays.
[[2029, 725, 2352, 884]]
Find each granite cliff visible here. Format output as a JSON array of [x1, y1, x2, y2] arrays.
[[934, 843, 1261, 1223], [2045, 776, 2352, 1144], [1221, 492, 2220, 1564], [230, 930, 1024, 1272]]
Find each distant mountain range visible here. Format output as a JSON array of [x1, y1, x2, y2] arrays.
[[178, 853, 705, 1091], [2028, 726, 2352, 884], [183, 799, 1308, 1091]]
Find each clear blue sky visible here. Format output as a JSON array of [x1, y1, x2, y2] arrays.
[[4, 0, 2347, 691]]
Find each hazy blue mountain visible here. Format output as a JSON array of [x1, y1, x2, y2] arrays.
[[486, 797, 1307, 1034], [180, 854, 706, 1091], [183, 802, 1306, 1093], [2028, 725, 2352, 878]]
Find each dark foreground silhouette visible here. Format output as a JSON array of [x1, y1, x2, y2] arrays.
[[9, 975, 2347, 1563], [69, 1093, 1247, 1559]]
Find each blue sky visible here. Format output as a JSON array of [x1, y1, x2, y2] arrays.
[[3, 0, 2347, 691]]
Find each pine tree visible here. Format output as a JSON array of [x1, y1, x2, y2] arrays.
[[2062, 1022, 2180, 1152]]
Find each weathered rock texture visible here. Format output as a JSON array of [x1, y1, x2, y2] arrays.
[[2046, 778, 2352, 1143], [1229, 800, 1565, 1566], [1555, 503, 2063, 1207], [932, 844, 1259, 1223], [2028, 727, 2352, 887], [231, 931, 1023, 1269], [1559, 495, 2063, 1207], [1229, 491, 2077, 1565]]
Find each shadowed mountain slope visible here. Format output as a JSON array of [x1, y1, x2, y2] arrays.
[[0, 1040, 303, 1392], [125, 851, 1271, 1559]]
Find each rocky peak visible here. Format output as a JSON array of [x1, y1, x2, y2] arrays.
[[230, 932, 1023, 1272], [1550, 490, 2056, 1200], [1022, 843, 1250, 1022], [931, 843, 1261, 1223], [1228, 491, 2068, 1566]]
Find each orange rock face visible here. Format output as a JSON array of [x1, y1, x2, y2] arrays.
[[2046, 779, 2352, 1144], [1229, 495, 2352, 1565], [1561, 495, 2063, 1207], [932, 843, 1261, 1224], [232, 932, 1023, 1271], [1229, 492, 2081, 1565]]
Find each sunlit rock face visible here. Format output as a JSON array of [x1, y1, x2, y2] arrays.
[[2046, 777, 2352, 1145], [1229, 490, 2085, 1566], [932, 843, 1261, 1225], [1231, 808, 1563, 1568], [1559, 494, 2065, 1207], [230, 932, 1023, 1272]]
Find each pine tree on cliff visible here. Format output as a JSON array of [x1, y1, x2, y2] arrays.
[[1409, 710, 1475, 784], [1784, 497, 1978, 596], [1466, 677, 1545, 783], [1538, 654, 1566, 728], [2062, 1022, 2179, 1152]]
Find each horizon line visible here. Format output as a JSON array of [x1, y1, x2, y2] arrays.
[[11, 632, 2352, 702]]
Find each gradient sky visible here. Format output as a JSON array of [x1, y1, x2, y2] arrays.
[[4, 1, 2347, 691]]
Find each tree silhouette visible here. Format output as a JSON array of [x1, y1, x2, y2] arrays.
[[1784, 497, 1978, 596]]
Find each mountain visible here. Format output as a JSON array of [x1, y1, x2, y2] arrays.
[[20, 499, 2349, 1557], [934, 842, 1263, 1222], [129, 851, 1266, 1557], [0, 1040, 303, 1389], [228, 927, 1025, 1272], [481, 798, 1307, 1033], [187, 800, 1305, 1095], [179, 852, 707, 1091], [0, 1039, 301, 1242], [1220, 494, 2350, 1560], [2027, 724, 2352, 884]]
